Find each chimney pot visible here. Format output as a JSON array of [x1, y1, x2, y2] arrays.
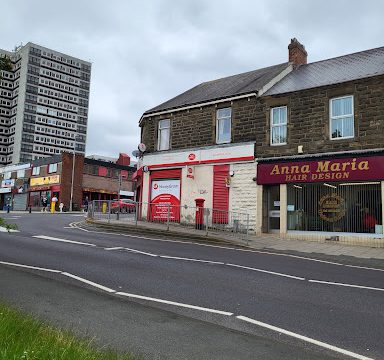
[[288, 38, 307, 66]]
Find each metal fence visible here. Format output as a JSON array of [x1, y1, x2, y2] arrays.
[[88, 200, 250, 242]]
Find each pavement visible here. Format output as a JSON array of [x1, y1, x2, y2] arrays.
[[88, 216, 384, 261]]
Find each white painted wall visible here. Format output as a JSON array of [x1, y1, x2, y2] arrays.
[[180, 165, 213, 209]]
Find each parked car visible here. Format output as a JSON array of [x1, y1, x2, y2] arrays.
[[111, 199, 136, 213]]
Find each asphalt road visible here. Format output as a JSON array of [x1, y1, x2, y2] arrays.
[[1, 212, 383, 360]]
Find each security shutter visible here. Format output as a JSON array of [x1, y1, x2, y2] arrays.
[[150, 169, 182, 180], [13, 193, 28, 211], [213, 165, 229, 223]]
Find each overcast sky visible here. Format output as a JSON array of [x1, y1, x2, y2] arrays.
[[2, 0, 383, 159]]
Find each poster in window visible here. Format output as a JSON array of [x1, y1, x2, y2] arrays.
[[150, 179, 180, 221]]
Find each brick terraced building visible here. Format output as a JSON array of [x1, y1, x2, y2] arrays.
[[0, 152, 135, 211], [137, 39, 384, 246]]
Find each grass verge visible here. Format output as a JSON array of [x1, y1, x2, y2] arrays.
[[0, 302, 137, 360]]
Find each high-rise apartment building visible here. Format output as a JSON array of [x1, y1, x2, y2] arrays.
[[0, 42, 91, 166]]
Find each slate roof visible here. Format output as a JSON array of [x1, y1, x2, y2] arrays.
[[32, 154, 62, 167], [265, 46, 384, 96], [144, 62, 290, 114]]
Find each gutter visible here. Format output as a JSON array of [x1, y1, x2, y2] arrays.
[[139, 92, 258, 124]]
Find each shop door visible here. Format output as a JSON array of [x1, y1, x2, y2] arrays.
[[268, 185, 280, 232]]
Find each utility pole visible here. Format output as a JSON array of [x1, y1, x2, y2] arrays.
[[116, 171, 122, 220]]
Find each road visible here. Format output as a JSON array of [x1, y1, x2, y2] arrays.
[[0, 212, 383, 360]]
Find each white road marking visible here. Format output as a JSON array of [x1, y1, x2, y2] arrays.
[[104, 247, 124, 251], [308, 279, 384, 292], [226, 263, 306, 281], [0, 260, 60, 273], [237, 316, 373, 360], [73, 222, 384, 272], [116, 291, 233, 316], [160, 255, 224, 265], [0, 259, 378, 358], [32, 235, 96, 247], [124, 248, 158, 257], [61, 272, 116, 293]]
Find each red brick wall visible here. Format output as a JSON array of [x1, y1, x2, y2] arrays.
[[61, 152, 84, 210]]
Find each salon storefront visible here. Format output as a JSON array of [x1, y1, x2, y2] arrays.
[[257, 153, 384, 246]]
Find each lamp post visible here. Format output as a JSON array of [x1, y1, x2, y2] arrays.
[[116, 170, 122, 220], [69, 135, 80, 212]]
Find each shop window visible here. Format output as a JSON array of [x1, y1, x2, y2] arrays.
[[216, 108, 231, 144], [157, 119, 170, 151], [48, 163, 58, 173], [98, 166, 108, 177], [330, 96, 354, 139], [271, 106, 287, 145], [287, 182, 382, 234], [32, 166, 40, 175]]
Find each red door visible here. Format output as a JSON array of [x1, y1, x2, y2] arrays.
[[213, 165, 229, 223]]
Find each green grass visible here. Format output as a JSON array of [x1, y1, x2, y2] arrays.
[[0, 217, 18, 232], [0, 303, 137, 360]]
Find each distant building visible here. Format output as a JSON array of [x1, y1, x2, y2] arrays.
[[0, 153, 135, 211], [0, 42, 91, 166]]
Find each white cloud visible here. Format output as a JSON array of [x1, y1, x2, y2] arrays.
[[1, 0, 383, 158]]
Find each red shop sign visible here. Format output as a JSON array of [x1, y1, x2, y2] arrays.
[[257, 156, 384, 185]]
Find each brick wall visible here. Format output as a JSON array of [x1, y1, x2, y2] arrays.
[[82, 174, 133, 193], [60, 152, 84, 209]]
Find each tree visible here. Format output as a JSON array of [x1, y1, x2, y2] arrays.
[[0, 55, 12, 81]]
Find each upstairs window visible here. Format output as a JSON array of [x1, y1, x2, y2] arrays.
[[216, 107, 231, 144], [157, 119, 170, 151], [32, 166, 40, 175], [271, 106, 287, 145], [330, 96, 354, 139], [48, 163, 58, 173]]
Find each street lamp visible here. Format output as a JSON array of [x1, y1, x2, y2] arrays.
[[69, 135, 80, 212]]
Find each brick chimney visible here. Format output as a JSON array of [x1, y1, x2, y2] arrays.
[[288, 38, 307, 65]]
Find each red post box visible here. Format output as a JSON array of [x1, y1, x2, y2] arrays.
[[195, 198, 205, 230]]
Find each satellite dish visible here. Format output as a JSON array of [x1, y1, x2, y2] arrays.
[[132, 150, 140, 158], [138, 143, 146, 152]]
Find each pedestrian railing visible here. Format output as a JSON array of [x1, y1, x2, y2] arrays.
[[88, 200, 250, 243]]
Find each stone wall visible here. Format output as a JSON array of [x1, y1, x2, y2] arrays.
[[140, 97, 260, 153], [140, 75, 384, 158], [257, 75, 384, 158], [229, 162, 257, 232]]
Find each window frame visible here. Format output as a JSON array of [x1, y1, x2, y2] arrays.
[[47, 163, 58, 173], [216, 107, 232, 144], [330, 95, 354, 140], [157, 119, 171, 151], [270, 106, 288, 146], [32, 166, 40, 175]]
